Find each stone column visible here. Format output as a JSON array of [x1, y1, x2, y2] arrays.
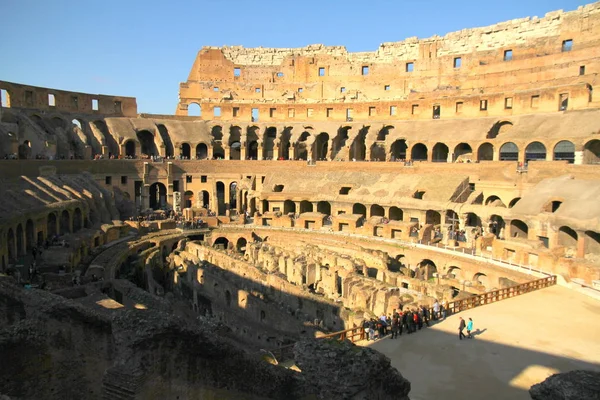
[[576, 232, 586, 258], [289, 145, 296, 160], [102, 145, 109, 157], [142, 184, 150, 210], [223, 146, 230, 160], [493, 147, 500, 161], [257, 142, 264, 160], [224, 181, 230, 211], [208, 144, 214, 160], [272, 145, 279, 161], [574, 150, 583, 165], [447, 152, 454, 163]]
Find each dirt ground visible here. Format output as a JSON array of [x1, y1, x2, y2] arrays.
[[365, 286, 600, 400]]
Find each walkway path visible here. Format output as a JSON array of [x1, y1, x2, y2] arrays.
[[365, 285, 600, 400]]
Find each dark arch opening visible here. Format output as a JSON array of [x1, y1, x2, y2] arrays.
[[25, 219, 34, 252], [213, 237, 229, 250], [583, 139, 600, 164], [432, 143, 449, 162], [7, 228, 15, 261], [510, 219, 528, 238], [180, 143, 191, 159], [157, 124, 174, 158], [485, 195, 506, 207], [236, 237, 247, 253], [477, 142, 494, 161], [136, 130, 157, 156], [196, 143, 208, 160], [417, 259, 437, 280], [411, 143, 428, 161], [284, 200, 296, 215], [317, 201, 331, 215], [508, 198, 521, 208], [389, 206, 403, 221], [426, 210, 441, 225], [314, 132, 329, 160], [349, 128, 367, 161], [553, 140, 575, 163], [500, 142, 518, 161], [370, 204, 385, 217], [525, 141, 547, 162], [47, 213, 57, 237], [299, 200, 313, 214], [73, 208, 83, 232], [216, 182, 225, 215], [487, 121, 513, 139], [149, 183, 167, 210], [124, 140, 136, 158], [454, 143, 473, 162], [558, 226, 578, 250], [390, 139, 407, 161], [60, 210, 70, 234], [352, 203, 366, 217]]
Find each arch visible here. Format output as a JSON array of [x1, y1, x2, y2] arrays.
[[477, 142, 494, 161], [432, 143, 449, 162], [352, 203, 366, 217], [229, 182, 237, 209], [180, 143, 191, 159], [473, 273, 489, 288], [92, 120, 118, 156], [553, 140, 575, 163], [73, 208, 83, 232], [445, 210, 459, 229], [349, 128, 367, 161], [136, 130, 157, 156], [314, 201, 330, 216], [453, 143, 473, 162], [331, 127, 350, 160], [157, 124, 174, 158], [230, 141, 241, 160], [583, 139, 600, 164], [558, 226, 578, 250], [389, 206, 403, 221], [47, 213, 57, 237], [213, 237, 229, 250], [296, 131, 311, 160], [487, 121, 513, 139], [313, 132, 329, 160], [525, 141, 547, 162], [195, 143, 208, 160], [499, 142, 518, 161], [225, 290, 232, 307], [369, 142, 386, 162], [25, 219, 35, 252], [248, 141, 259, 160], [188, 103, 201, 117], [425, 210, 441, 225], [390, 139, 407, 161], [417, 259, 437, 280], [284, 200, 296, 214], [236, 237, 247, 253], [264, 127, 277, 159], [510, 219, 528, 238], [465, 213, 481, 227], [508, 198, 521, 208], [489, 215, 505, 237], [59, 210, 70, 234], [200, 190, 210, 209], [7, 228, 15, 261], [149, 183, 167, 210], [485, 195, 506, 207], [72, 119, 83, 130], [299, 200, 313, 214], [18, 140, 31, 159], [370, 204, 385, 217], [124, 140, 136, 158], [411, 143, 428, 161], [447, 266, 462, 280], [216, 182, 226, 215], [584, 231, 600, 255], [278, 127, 292, 160]]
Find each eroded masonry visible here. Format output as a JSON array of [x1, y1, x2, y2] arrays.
[[1, 3, 600, 400]]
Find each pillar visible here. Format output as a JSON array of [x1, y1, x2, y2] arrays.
[[272, 146, 279, 161], [142, 185, 150, 210], [224, 182, 231, 211], [224, 146, 230, 160], [447, 152, 454, 163], [257, 143, 264, 160], [102, 145, 109, 157], [576, 232, 586, 258], [289, 146, 296, 160], [493, 147, 500, 161], [240, 141, 247, 160], [574, 150, 584, 165]]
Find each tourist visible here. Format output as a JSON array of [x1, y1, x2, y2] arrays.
[[466, 318, 474, 339], [391, 315, 399, 339], [441, 300, 447, 319], [433, 300, 440, 320], [458, 317, 466, 340]]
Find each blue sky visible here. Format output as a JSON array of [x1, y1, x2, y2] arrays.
[[0, 0, 591, 114]]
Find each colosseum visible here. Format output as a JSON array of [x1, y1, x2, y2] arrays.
[[1, 3, 600, 400]]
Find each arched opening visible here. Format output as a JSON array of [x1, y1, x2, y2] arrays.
[[196, 143, 208, 160], [92, 120, 118, 157], [508, 198, 521, 208], [313, 132, 329, 160], [73, 208, 83, 232], [487, 121, 513, 139], [584, 231, 600, 255], [465, 213, 481, 228], [17, 140, 32, 160], [445, 210, 459, 229], [180, 143, 191, 159], [188, 103, 201, 117], [352, 203, 366, 217], [200, 190, 210, 209], [230, 141, 241, 160], [525, 141, 547, 162], [432, 143, 449, 162], [157, 124, 174, 158], [317, 201, 331, 215], [47, 213, 57, 237], [225, 290, 232, 307], [248, 141, 259, 160], [236, 237, 247, 253], [184, 190, 194, 209], [447, 266, 462, 280], [216, 182, 226, 215], [15, 224, 23, 256], [583, 139, 600, 164], [411, 143, 428, 161], [25, 219, 34, 252], [59, 210, 70, 234], [389, 206, 403, 221], [453, 143, 473, 162], [500, 142, 518, 161], [299, 200, 313, 214], [485, 195, 506, 207], [370, 204, 385, 217], [417, 259, 437, 280], [149, 183, 168, 210], [284, 200, 296, 215], [553, 140, 575, 163], [296, 131, 311, 160], [124, 140, 136, 158], [510, 219, 528, 238], [425, 210, 441, 226], [7, 228, 15, 261], [558, 226, 578, 254], [390, 139, 407, 161], [477, 143, 494, 161], [136, 130, 157, 156], [279, 127, 292, 160], [264, 127, 277, 159], [349, 128, 367, 161], [473, 273, 489, 288], [229, 182, 238, 209], [489, 215, 505, 237], [331, 127, 350, 160], [213, 237, 229, 250]]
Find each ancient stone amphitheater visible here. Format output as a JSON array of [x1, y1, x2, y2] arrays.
[[1, 3, 600, 400]]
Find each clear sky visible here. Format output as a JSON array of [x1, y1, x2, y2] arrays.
[[0, 0, 592, 114]]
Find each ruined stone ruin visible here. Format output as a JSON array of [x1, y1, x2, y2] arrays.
[[1, 3, 600, 399]]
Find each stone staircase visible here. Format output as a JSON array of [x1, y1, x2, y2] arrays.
[[102, 365, 147, 400]]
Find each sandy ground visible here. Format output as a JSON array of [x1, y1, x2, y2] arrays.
[[364, 286, 600, 400]]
